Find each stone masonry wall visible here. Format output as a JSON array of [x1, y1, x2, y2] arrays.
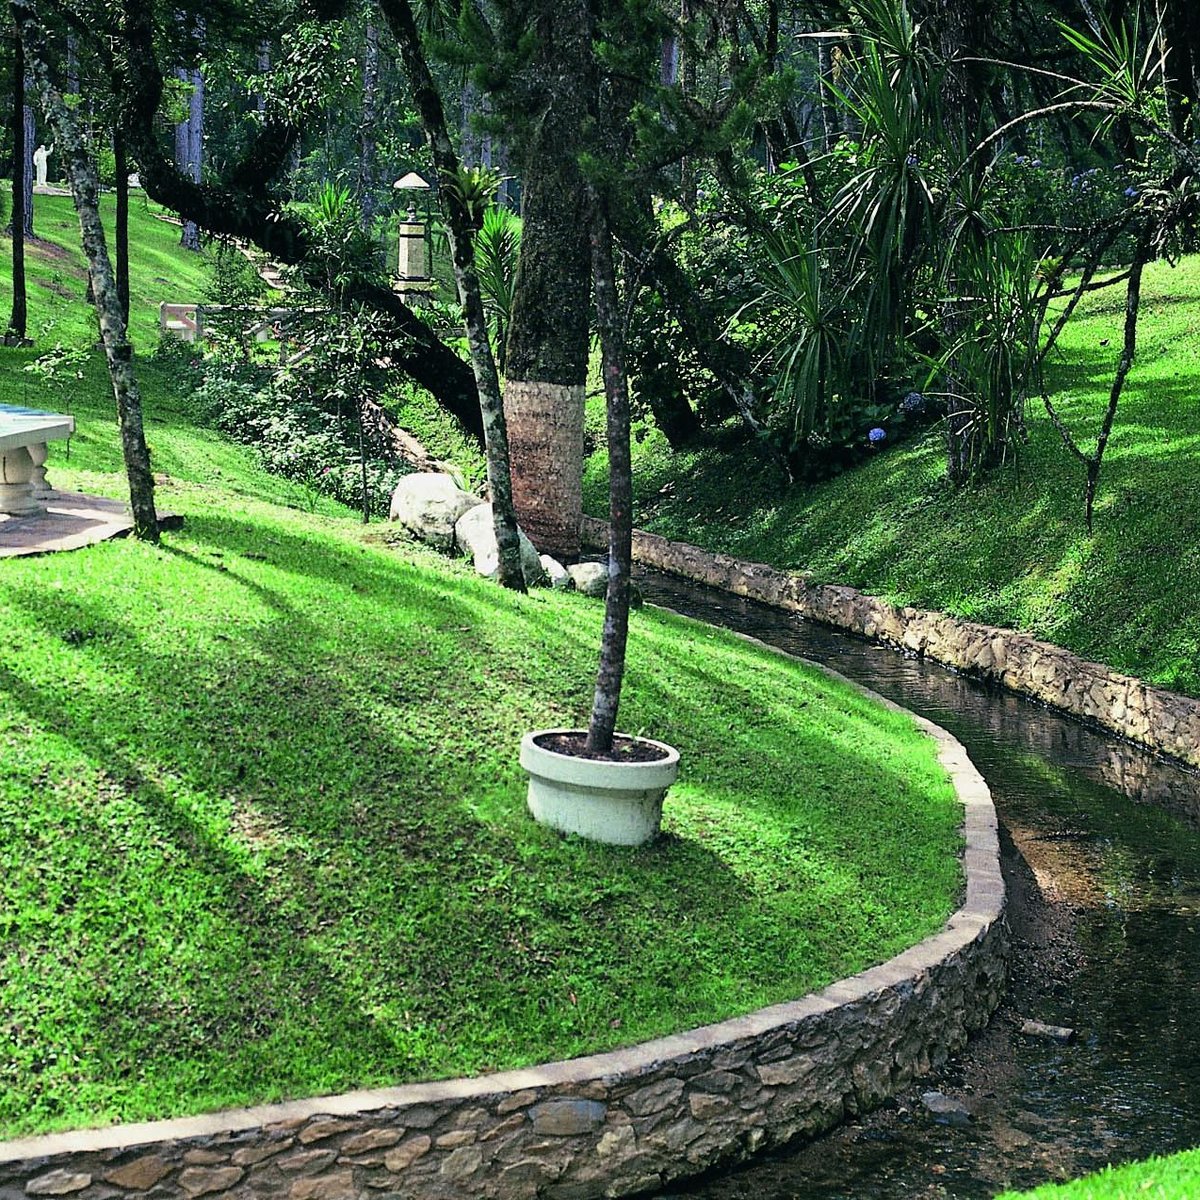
[[583, 518, 1200, 772], [0, 634, 1007, 1200]]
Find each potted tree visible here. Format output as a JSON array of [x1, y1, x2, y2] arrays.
[[519, 178, 680, 847]]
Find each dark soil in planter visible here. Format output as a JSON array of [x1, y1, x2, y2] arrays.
[[535, 731, 671, 763]]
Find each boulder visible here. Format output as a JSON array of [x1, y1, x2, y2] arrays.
[[388, 473, 479, 552], [567, 561, 609, 598], [455, 503, 546, 586], [540, 555, 573, 590]]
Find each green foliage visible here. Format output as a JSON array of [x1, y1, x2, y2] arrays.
[[176, 309, 408, 517], [0, 360, 962, 1135], [203, 242, 270, 310], [588, 253, 1200, 697], [472, 204, 521, 366], [299, 183, 385, 295], [440, 164, 504, 230]]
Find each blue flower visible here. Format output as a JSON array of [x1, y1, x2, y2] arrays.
[[1031, 159, 1042, 167], [900, 391, 926, 414], [868, 427, 887, 444], [1124, 186, 1138, 198]]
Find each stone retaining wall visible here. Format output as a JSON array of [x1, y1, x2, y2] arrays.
[[583, 517, 1200, 772], [0, 652, 1007, 1200]]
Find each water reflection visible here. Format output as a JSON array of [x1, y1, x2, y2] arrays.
[[639, 569, 1200, 1200]]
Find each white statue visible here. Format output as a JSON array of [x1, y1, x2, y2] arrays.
[[32, 144, 52, 189]]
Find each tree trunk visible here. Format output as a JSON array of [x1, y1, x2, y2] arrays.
[[461, 80, 480, 167], [502, 0, 592, 562], [14, 0, 160, 542], [21, 94, 34, 237], [817, 39, 839, 151], [175, 66, 202, 251], [378, 0, 526, 591], [7, 27, 27, 342], [114, 128, 130, 326], [358, 20, 379, 231], [679, 0, 696, 204], [113, 0, 486, 445], [585, 189, 632, 756]]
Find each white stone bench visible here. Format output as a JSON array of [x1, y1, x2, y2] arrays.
[[0, 405, 76, 516]]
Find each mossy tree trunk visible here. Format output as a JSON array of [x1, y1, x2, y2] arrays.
[[14, 0, 159, 542], [502, 0, 592, 563]]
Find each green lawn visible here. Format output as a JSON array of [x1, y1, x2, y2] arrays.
[[0, 357, 963, 1138], [996, 1149, 1200, 1199], [586, 254, 1200, 696], [1, 191, 212, 349]]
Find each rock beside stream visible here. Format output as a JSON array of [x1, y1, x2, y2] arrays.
[[920, 1091, 972, 1126]]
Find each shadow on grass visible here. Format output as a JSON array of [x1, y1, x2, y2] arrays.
[[9, 525, 886, 1132]]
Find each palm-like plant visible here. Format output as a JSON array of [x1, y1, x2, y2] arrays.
[[473, 204, 522, 372], [751, 230, 849, 452]]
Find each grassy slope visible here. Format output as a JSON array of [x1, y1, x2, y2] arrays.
[[0, 192, 212, 350], [0, 355, 962, 1137], [586, 255, 1200, 696], [996, 1148, 1200, 1199]]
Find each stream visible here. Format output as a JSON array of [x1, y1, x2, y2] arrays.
[[636, 568, 1200, 1200]]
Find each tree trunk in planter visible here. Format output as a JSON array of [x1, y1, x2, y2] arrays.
[[502, 0, 591, 563], [585, 187, 633, 755], [14, 0, 159, 542]]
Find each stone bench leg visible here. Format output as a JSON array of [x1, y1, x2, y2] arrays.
[[0, 445, 40, 515], [28, 441, 52, 498]]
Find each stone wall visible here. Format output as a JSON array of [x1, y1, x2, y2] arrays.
[[0, 647, 1007, 1200], [583, 518, 1200, 772]]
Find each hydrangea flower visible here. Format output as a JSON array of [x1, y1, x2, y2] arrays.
[[1124, 186, 1138, 198], [868, 427, 887, 444], [900, 391, 926, 414]]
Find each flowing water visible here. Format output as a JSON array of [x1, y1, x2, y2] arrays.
[[635, 569, 1200, 1200]]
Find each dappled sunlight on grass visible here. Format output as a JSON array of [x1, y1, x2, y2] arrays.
[[0, 364, 963, 1136], [600, 253, 1200, 695]]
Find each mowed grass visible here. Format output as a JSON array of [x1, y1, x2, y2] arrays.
[[995, 1148, 1200, 1199], [0, 359, 963, 1138], [1, 191, 212, 349], [586, 254, 1200, 696]]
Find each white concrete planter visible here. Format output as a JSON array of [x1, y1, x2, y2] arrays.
[[520, 729, 681, 846]]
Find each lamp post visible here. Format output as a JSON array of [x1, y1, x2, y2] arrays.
[[392, 171, 433, 302]]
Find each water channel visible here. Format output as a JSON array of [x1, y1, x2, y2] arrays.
[[635, 568, 1200, 1200]]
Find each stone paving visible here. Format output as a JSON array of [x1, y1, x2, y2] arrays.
[[0, 490, 181, 558]]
